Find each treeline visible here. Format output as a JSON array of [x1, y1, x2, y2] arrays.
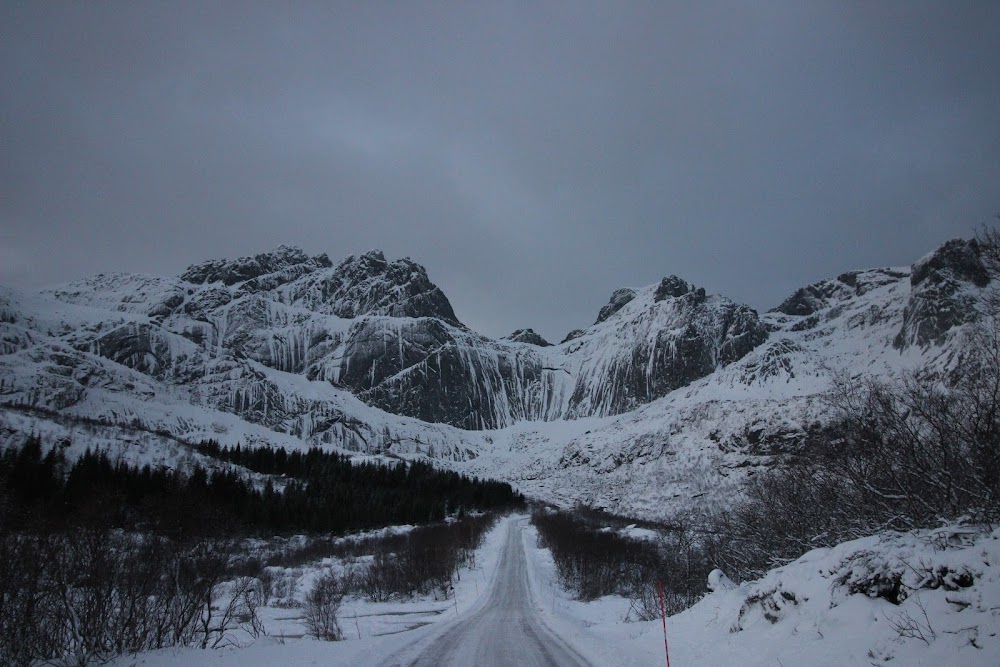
[[0, 435, 516, 662], [531, 508, 713, 618], [0, 513, 502, 662], [0, 439, 523, 536]]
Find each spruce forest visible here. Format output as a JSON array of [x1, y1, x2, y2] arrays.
[[0, 438, 523, 536]]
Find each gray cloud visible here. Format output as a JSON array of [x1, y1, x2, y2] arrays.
[[2, 1, 999, 341]]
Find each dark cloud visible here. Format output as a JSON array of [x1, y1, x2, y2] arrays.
[[2, 2, 999, 341]]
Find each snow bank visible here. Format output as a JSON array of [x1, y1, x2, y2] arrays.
[[536, 523, 1000, 666]]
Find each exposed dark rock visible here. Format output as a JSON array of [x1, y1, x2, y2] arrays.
[[236, 261, 332, 296], [148, 293, 184, 320], [333, 279, 769, 427], [337, 318, 552, 430], [910, 239, 989, 289], [566, 295, 768, 417], [277, 250, 462, 325], [561, 329, 586, 344], [733, 339, 810, 385], [720, 421, 831, 456], [181, 245, 332, 286], [773, 285, 828, 316], [503, 328, 552, 347], [90, 323, 171, 376], [595, 288, 636, 323], [837, 271, 858, 289], [182, 287, 232, 318], [654, 276, 691, 301], [790, 315, 820, 332], [895, 239, 990, 349], [772, 268, 909, 316], [719, 304, 770, 364]]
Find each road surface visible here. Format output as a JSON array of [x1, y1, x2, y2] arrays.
[[390, 518, 592, 667]]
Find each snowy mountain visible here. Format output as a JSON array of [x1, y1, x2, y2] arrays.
[[0, 238, 994, 519]]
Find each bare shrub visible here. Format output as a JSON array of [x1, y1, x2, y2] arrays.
[[0, 533, 50, 667], [0, 528, 269, 665], [532, 509, 711, 618], [350, 513, 499, 603], [304, 571, 343, 641], [715, 302, 1000, 581]]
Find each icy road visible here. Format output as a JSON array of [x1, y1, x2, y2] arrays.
[[388, 518, 592, 667]]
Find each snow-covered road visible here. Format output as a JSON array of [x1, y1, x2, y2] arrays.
[[386, 518, 592, 667]]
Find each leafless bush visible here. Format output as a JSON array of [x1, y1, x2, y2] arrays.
[[532, 509, 711, 617], [304, 571, 343, 641], [885, 596, 937, 645], [0, 528, 269, 665], [252, 569, 274, 607], [716, 304, 1000, 581], [350, 513, 498, 603], [0, 533, 50, 667]]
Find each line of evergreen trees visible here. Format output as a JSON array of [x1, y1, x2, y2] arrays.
[[0, 438, 523, 536]]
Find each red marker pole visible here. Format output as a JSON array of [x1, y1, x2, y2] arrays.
[[658, 580, 671, 667]]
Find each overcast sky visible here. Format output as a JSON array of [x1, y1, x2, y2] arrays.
[[2, 2, 998, 341]]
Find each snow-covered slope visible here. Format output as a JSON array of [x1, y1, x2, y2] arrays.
[[523, 521, 1000, 666], [1, 238, 994, 518]]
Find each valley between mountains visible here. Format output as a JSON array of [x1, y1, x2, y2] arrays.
[[0, 237, 991, 520], [4, 235, 1000, 666]]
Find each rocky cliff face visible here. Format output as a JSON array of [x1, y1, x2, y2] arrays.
[[894, 239, 991, 349], [328, 273, 770, 427], [2, 246, 775, 434], [562, 277, 769, 418], [1, 238, 996, 517]]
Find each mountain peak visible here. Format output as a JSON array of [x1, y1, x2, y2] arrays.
[[595, 288, 636, 324], [654, 275, 705, 302], [180, 245, 331, 286], [502, 328, 552, 347], [910, 238, 990, 289], [285, 250, 463, 326], [895, 238, 992, 349]]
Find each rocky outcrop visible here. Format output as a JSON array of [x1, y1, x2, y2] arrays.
[[771, 268, 910, 317], [503, 329, 552, 346], [333, 318, 562, 429], [181, 245, 332, 286], [655, 276, 701, 302], [566, 279, 769, 417], [595, 288, 636, 323], [894, 239, 991, 349], [910, 239, 990, 289], [272, 250, 462, 325]]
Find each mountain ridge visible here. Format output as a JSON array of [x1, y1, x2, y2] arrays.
[[1, 237, 994, 519]]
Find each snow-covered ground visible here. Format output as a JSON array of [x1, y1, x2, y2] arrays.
[[525, 522, 1000, 666], [113, 516, 517, 667], [113, 517, 1000, 666]]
